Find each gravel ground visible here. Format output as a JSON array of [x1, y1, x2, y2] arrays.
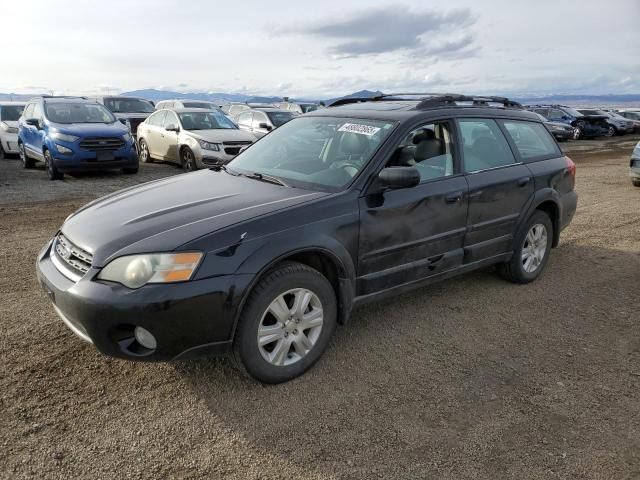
[[1, 136, 639, 479]]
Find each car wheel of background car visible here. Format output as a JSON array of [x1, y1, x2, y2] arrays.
[[572, 127, 582, 140], [0, 145, 4, 160], [605, 125, 616, 137], [181, 147, 197, 171], [633, 179, 640, 187], [19, 142, 35, 169], [122, 166, 139, 174], [233, 261, 337, 384], [44, 149, 63, 181], [498, 210, 553, 284], [138, 139, 152, 163]]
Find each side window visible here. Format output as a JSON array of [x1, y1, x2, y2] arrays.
[[458, 118, 516, 172], [252, 112, 268, 128], [531, 108, 548, 118], [32, 103, 43, 120], [387, 122, 456, 182], [237, 112, 252, 126], [148, 111, 166, 127], [547, 109, 564, 121], [501, 120, 560, 160], [163, 111, 178, 127], [23, 103, 35, 119]]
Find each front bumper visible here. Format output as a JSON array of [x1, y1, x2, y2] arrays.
[[51, 145, 138, 172], [551, 129, 574, 140], [36, 239, 247, 361], [194, 147, 237, 168], [1, 132, 20, 154]]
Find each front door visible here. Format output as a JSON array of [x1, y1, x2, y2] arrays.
[[457, 118, 534, 262], [358, 120, 469, 296], [157, 110, 180, 162]]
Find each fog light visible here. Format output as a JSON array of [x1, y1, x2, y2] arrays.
[[56, 144, 73, 154], [134, 326, 157, 349]]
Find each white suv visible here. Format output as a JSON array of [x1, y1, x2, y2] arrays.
[[0, 102, 26, 159]]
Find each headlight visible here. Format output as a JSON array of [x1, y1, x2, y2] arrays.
[[1, 122, 18, 133], [51, 132, 79, 143], [197, 139, 220, 151], [97, 252, 203, 289], [56, 144, 73, 154]]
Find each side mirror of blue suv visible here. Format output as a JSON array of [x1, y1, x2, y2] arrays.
[[18, 96, 138, 180]]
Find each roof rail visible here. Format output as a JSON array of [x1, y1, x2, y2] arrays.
[[328, 92, 522, 109], [35, 95, 88, 101]]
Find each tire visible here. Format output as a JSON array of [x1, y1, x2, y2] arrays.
[[19, 142, 35, 168], [605, 125, 616, 137], [632, 179, 640, 188], [233, 261, 337, 384], [572, 127, 582, 140], [122, 166, 139, 174], [44, 149, 63, 180], [498, 210, 553, 284], [181, 147, 197, 171], [0, 145, 4, 160], [138, 138, 152, 163]]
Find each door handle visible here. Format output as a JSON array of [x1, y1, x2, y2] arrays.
[[445, 191, 463, 203], [517, 176, 531, 187]]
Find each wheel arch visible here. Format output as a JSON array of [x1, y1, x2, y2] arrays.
[[530, 195, 561, 248]]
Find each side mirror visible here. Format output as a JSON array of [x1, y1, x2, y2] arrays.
[[26, 118, 41, 128], [378, 166, 420, 189], [165, 123, 179, 132], [259, 122, 272, 131]]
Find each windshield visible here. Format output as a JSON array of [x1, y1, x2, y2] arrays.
[[178, 110, 237, 130], [267, 111, 295, 127], [1, 105, 25, 121], [45, 103, 116, 124], [562, 107, 583, 117], [228, 116, 395, 191], [104, 98, 154, 114], [182, 102, 215, 109], [300, 104, 318, 113]]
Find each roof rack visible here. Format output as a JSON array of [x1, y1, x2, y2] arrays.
[[329, 93, 522, 109], [32, 95, 88, 102]]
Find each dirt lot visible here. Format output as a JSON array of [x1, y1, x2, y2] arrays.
[[1, 137, 639, 479]]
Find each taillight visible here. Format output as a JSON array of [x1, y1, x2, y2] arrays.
[[566, 156, 576, 177]]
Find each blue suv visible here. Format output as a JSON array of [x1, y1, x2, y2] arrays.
[[18, 96, 138, 180]]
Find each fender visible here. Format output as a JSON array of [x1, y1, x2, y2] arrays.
[[517, 188, 562, 247]]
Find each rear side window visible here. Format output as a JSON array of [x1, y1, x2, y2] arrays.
[[458, 119, 516, 172], [501, 121, 560, 160]]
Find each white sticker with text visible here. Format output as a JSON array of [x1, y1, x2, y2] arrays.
[[338, 123, 381, 136]]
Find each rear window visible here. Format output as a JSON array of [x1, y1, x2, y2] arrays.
[[502, 121, 560, 160]]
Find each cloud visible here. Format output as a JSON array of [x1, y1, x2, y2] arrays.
[[286, 6, 476, 58]]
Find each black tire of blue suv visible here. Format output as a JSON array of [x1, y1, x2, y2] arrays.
[[44, 149, 63, 180], [232, 262, 338, 384]]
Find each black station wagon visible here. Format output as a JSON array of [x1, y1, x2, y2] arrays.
[[36, 94, 578, 383]]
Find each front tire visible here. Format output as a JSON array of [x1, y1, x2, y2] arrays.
[[233, 262, 337, 383], [19, 142, 35, 168], [605, 125, 616, 137], [138, 138, 152, 163], [498, 210, 553, 284], [44, 149, 63, 180], [632, 179, 640, 188], [181, 147, 197, 171]]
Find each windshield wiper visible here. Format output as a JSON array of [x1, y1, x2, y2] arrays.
[[243, 172, 288, 187]]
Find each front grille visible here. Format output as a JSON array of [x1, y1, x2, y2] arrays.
[[52, 234, 93, 279], [79, 137, 125, 151], [223, 141, 252, 156]]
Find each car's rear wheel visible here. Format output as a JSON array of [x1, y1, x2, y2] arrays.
[[498, 210, 553, 284], [19, 142, 35, 168], [138, 139, 152, 163], [44, 149, 63, 180], [233, 261, 337, 383], [181, 147, 197, 171]]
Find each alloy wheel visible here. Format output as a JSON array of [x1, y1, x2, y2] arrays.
[[182, 149, 195, 171], [257, 288, 324, 366], [19, 143, 26, 165], [572, 128, 581, 140], [521, 223, 548, 273]]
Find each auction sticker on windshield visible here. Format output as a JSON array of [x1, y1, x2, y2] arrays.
[[338, 123, 381, 136]]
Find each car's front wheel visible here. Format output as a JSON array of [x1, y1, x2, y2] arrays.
[[181, 147, 197, 171], [605, 125, 616, 137], [44, 149, 63, 180], [498, 210, 553, 284], [233, 262, 337, 383], [19, 142, 35, 168], [138, 139, 152, 163], [572, 126, 582, 140]]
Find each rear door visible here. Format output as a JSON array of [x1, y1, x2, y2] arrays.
[[358, 120, 469, 295], [458, 118, 534, 262]]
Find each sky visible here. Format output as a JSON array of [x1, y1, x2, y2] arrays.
[[2, 0, 639, 98]]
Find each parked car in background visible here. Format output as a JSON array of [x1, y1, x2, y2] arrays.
[[614, 110, 640, 132], [36, 93, 577, 383], [234, 108, 296, 138], [221, 103, 252, 118], [92, 96, 155, 139], [578, 109, 633, 136], [631, 140, 640, 187], [276, 100, 320, 114], [532, 112, 576, 141], [18, 96, 137, 180], [155, 99, 221, 110], [527, 105, 609, 139], [136, 108, 255, 170], [0, 102, 26, 159]]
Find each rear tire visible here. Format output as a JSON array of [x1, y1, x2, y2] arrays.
[[19, 142, 35, 168], [498, 210, 553, 284], [233, 261, 337, 383], [44, 149, 63, 180]]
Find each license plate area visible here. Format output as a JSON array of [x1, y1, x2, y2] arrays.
[[96, 151, 115, 161]]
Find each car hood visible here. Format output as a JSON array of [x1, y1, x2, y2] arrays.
[[185, 129, 255, 143], [61, 170, 327, 266], [113, 113, 151, 120], [50, 122, 129, 137]]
